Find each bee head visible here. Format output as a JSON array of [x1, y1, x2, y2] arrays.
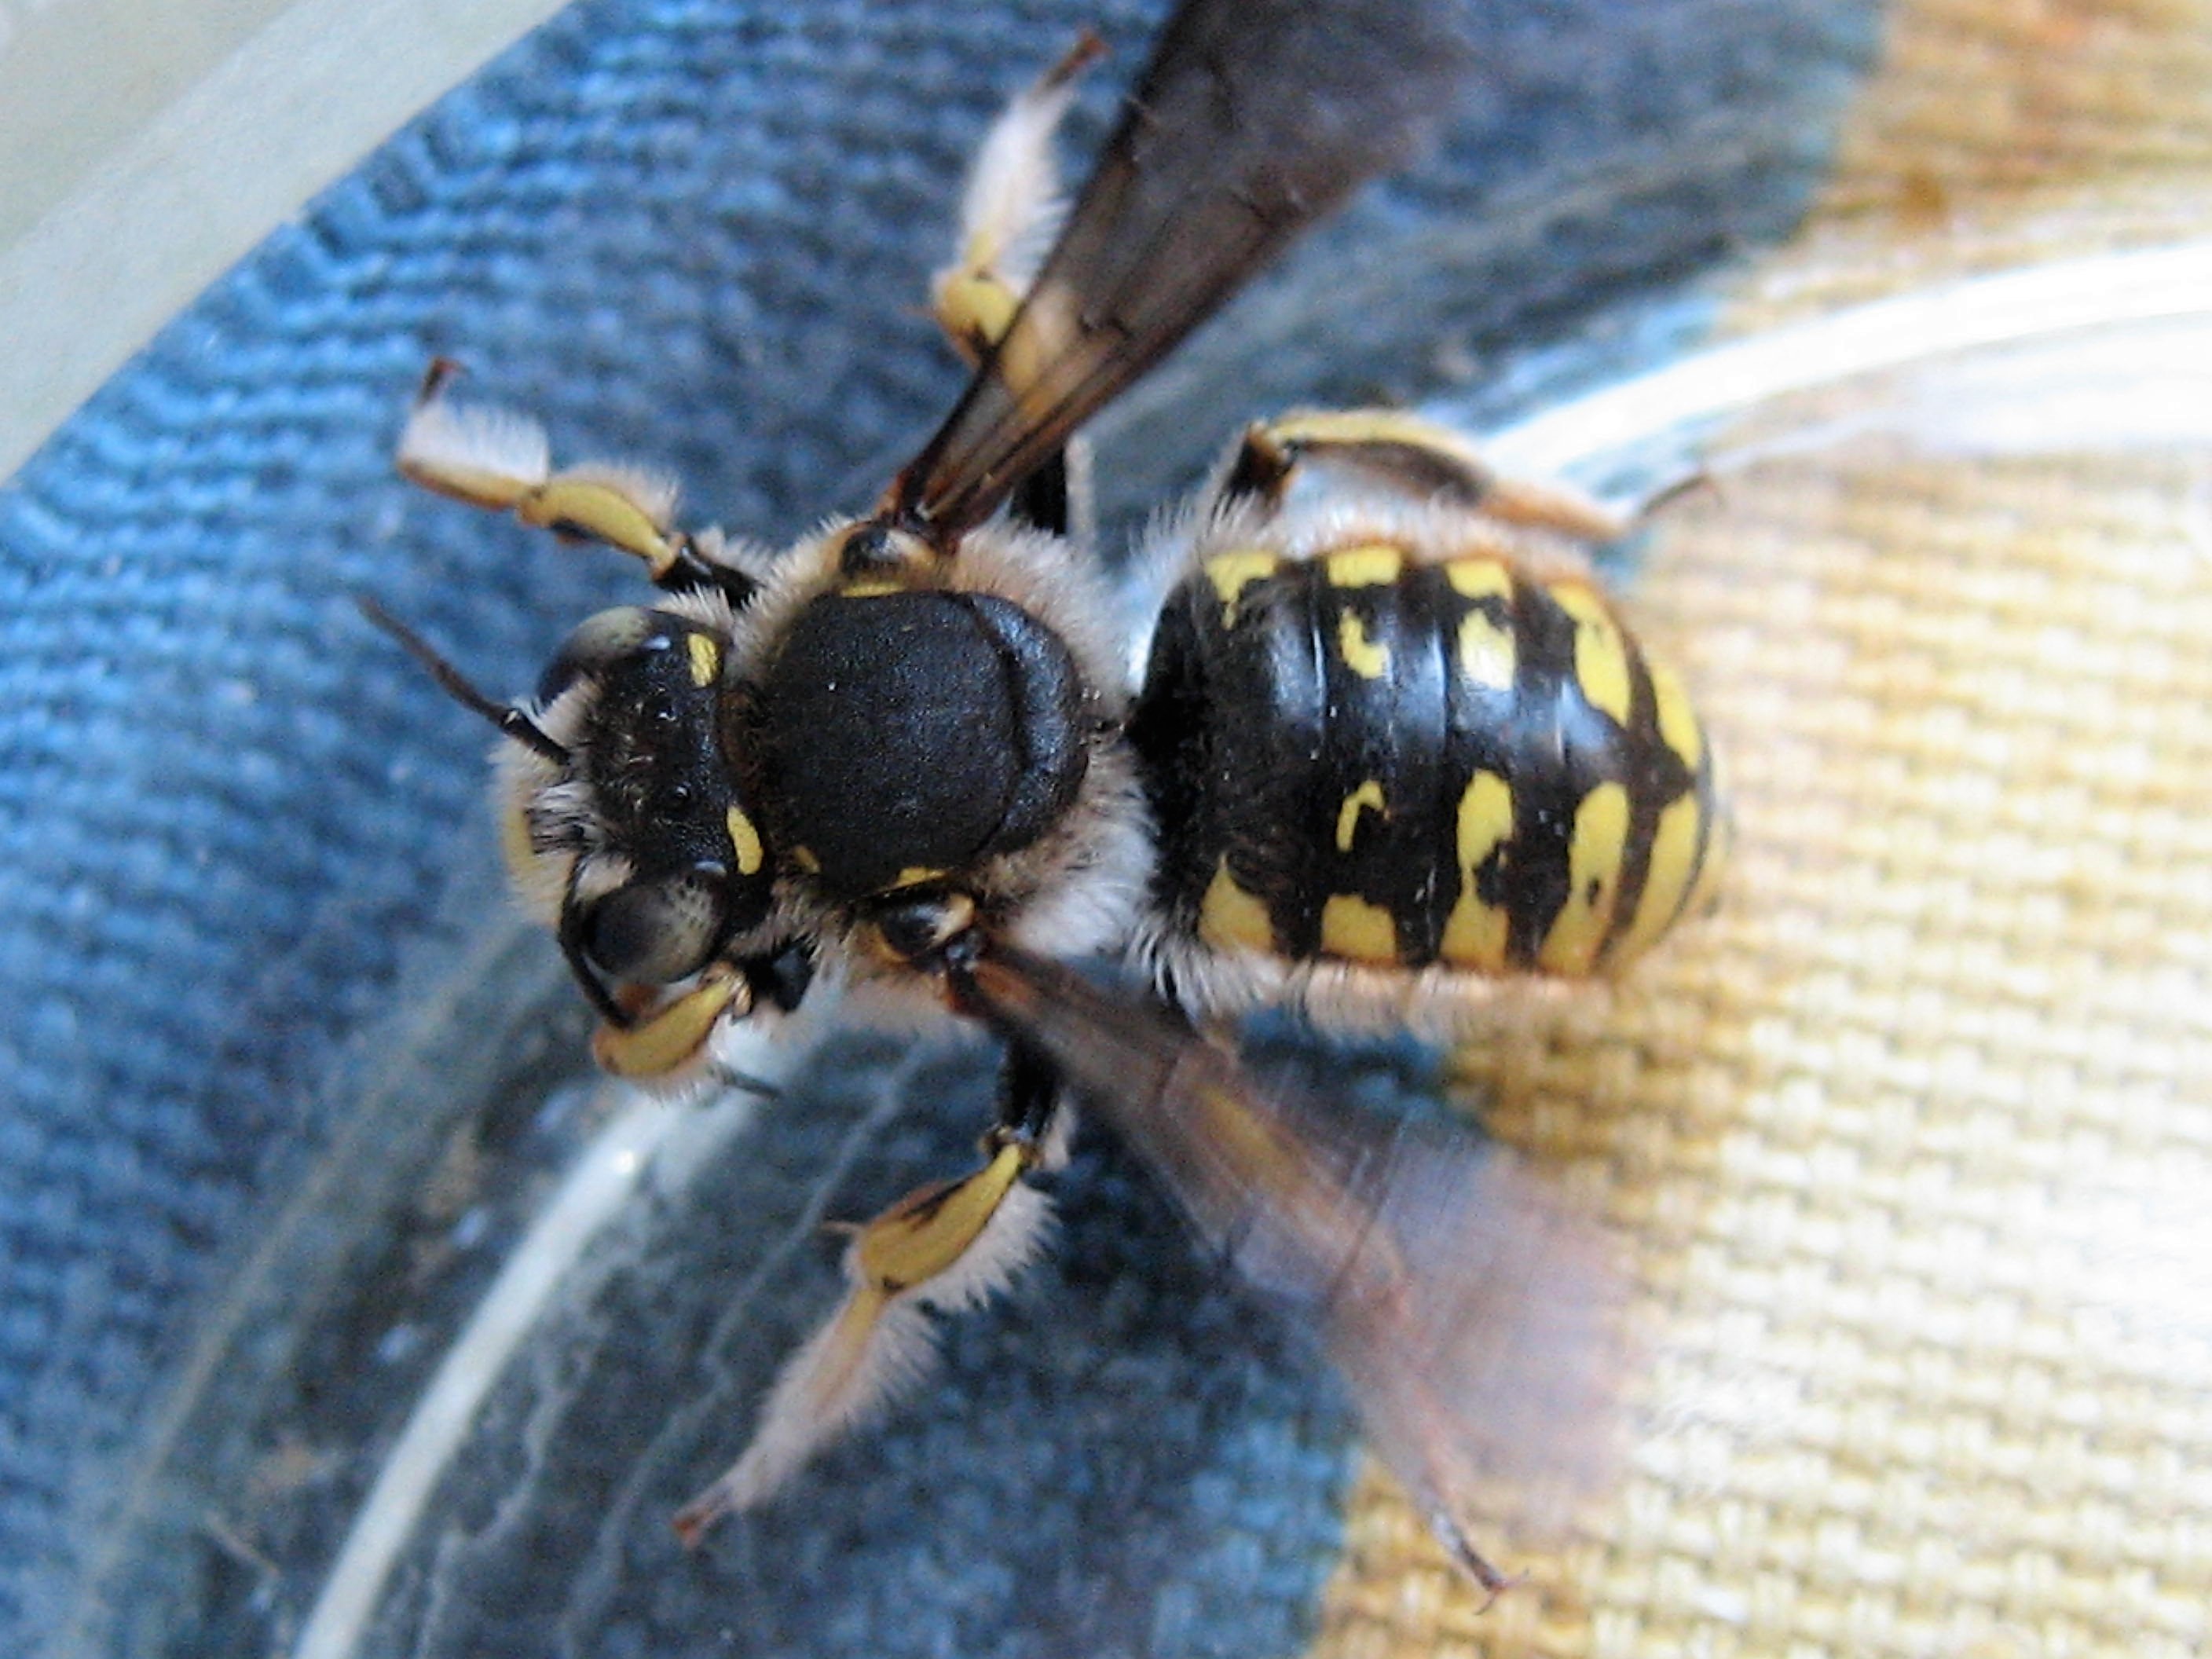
[[505, 605, 776, 1025]]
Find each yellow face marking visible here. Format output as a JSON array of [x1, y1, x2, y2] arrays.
[[1538, 782, 1631, 974], [1648, 658, 1705, 773], [1610, 793, 1703, 966], [888, 866, 950, 890], [840, 577, 906, 599], [1336, 611, 1391, 679], [1550, 581, 1633, 728], [1320, 893, 1399, 963], [1324, 544, 1402, 588], [1203, 550, 1280, 625], [1199, 856, 1276, 953], [1440, 770, 1513, 970], [791, 846, 822, 876], [686, 631, 722, 687], [725, 806, 765, 877], [1335, 780, 1386, 852]]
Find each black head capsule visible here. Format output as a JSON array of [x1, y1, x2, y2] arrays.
[[755, 582, 1090, 900], [546, 606, 774, 990]]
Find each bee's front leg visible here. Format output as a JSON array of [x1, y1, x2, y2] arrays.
[[396, 358, 764, 602]]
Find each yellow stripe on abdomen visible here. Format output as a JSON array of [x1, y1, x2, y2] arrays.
[[1648, 659, 1705, 773], [1538, 782, 1631, 973], [1323, 544, 1404, 588], [1320, 893, 1399, 963], [1547, 580, 1632, 728], [1199, 855, 1276, 953], [1203, 550, 1280, 626], [1439, 770, 1514, 970], [1610, 791, 1705, 966]]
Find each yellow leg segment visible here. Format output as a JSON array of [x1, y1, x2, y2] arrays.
[[850, 1136, 1035, 1295], [674, 1127, 1055, 1543], [588, 966, 752, 1082], [397, 359, 740, 589], [928, 33, 1102, 363]]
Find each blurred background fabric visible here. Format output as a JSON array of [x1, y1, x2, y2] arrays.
[[1317, 2, 2212, 1655], [1, 1, 2204, 1657]]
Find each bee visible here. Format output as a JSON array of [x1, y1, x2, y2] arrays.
[[378, 0, 1721, 1595]]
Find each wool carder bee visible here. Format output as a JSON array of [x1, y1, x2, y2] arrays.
[[382, 0, 1722, 1594]]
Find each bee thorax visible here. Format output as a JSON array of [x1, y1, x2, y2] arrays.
[[756, 588, 1091, 900]]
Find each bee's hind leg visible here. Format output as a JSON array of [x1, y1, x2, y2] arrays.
[[928, 34, 1104, 544], [1208, 408, 1631, 548], [928, 31, 1104, 367], [672, 1038, 1065, 1544]]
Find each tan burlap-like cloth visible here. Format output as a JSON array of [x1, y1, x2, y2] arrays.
[[1313, 3, 2212, 1654]]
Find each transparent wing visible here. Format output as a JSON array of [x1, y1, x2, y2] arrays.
[[956, 948, 1624, 1588], [892, 0, 1478, 539]]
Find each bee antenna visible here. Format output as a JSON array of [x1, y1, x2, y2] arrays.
[[356, 594, 570, 765]]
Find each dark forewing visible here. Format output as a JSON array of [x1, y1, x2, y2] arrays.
[[893, 0, 1478, 537], [955, 949, 1623, 1567]]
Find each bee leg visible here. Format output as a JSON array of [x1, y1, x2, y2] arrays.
[[589, 943, 815, 1085], [396, 358, 764, 604], [587, 967, 753, 1084], [925, 35, 1104, 545], [929, 31, 1104, 367], [673, 1041, 1061, 1544], [1209, 408, 1628, 546], [1424, 1502, 1518, 1607]]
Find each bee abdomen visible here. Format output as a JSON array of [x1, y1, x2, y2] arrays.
[[1130, 544, 1720, 978]]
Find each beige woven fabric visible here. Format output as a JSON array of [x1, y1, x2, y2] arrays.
[[1311, 3, 2212, 1654]]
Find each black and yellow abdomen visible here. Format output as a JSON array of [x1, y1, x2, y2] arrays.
[[1130, 544, 1721, 978]]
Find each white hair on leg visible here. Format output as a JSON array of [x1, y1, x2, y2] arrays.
[[397, 391, 551, 506], [674, 1172, 1055, 1542], [931, 34, 1104, 357]]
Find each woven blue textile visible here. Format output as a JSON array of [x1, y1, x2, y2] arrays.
[[0, 2, 1876, 1653]]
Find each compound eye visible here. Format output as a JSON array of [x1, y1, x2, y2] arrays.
[[578, 867, 728, 984]]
